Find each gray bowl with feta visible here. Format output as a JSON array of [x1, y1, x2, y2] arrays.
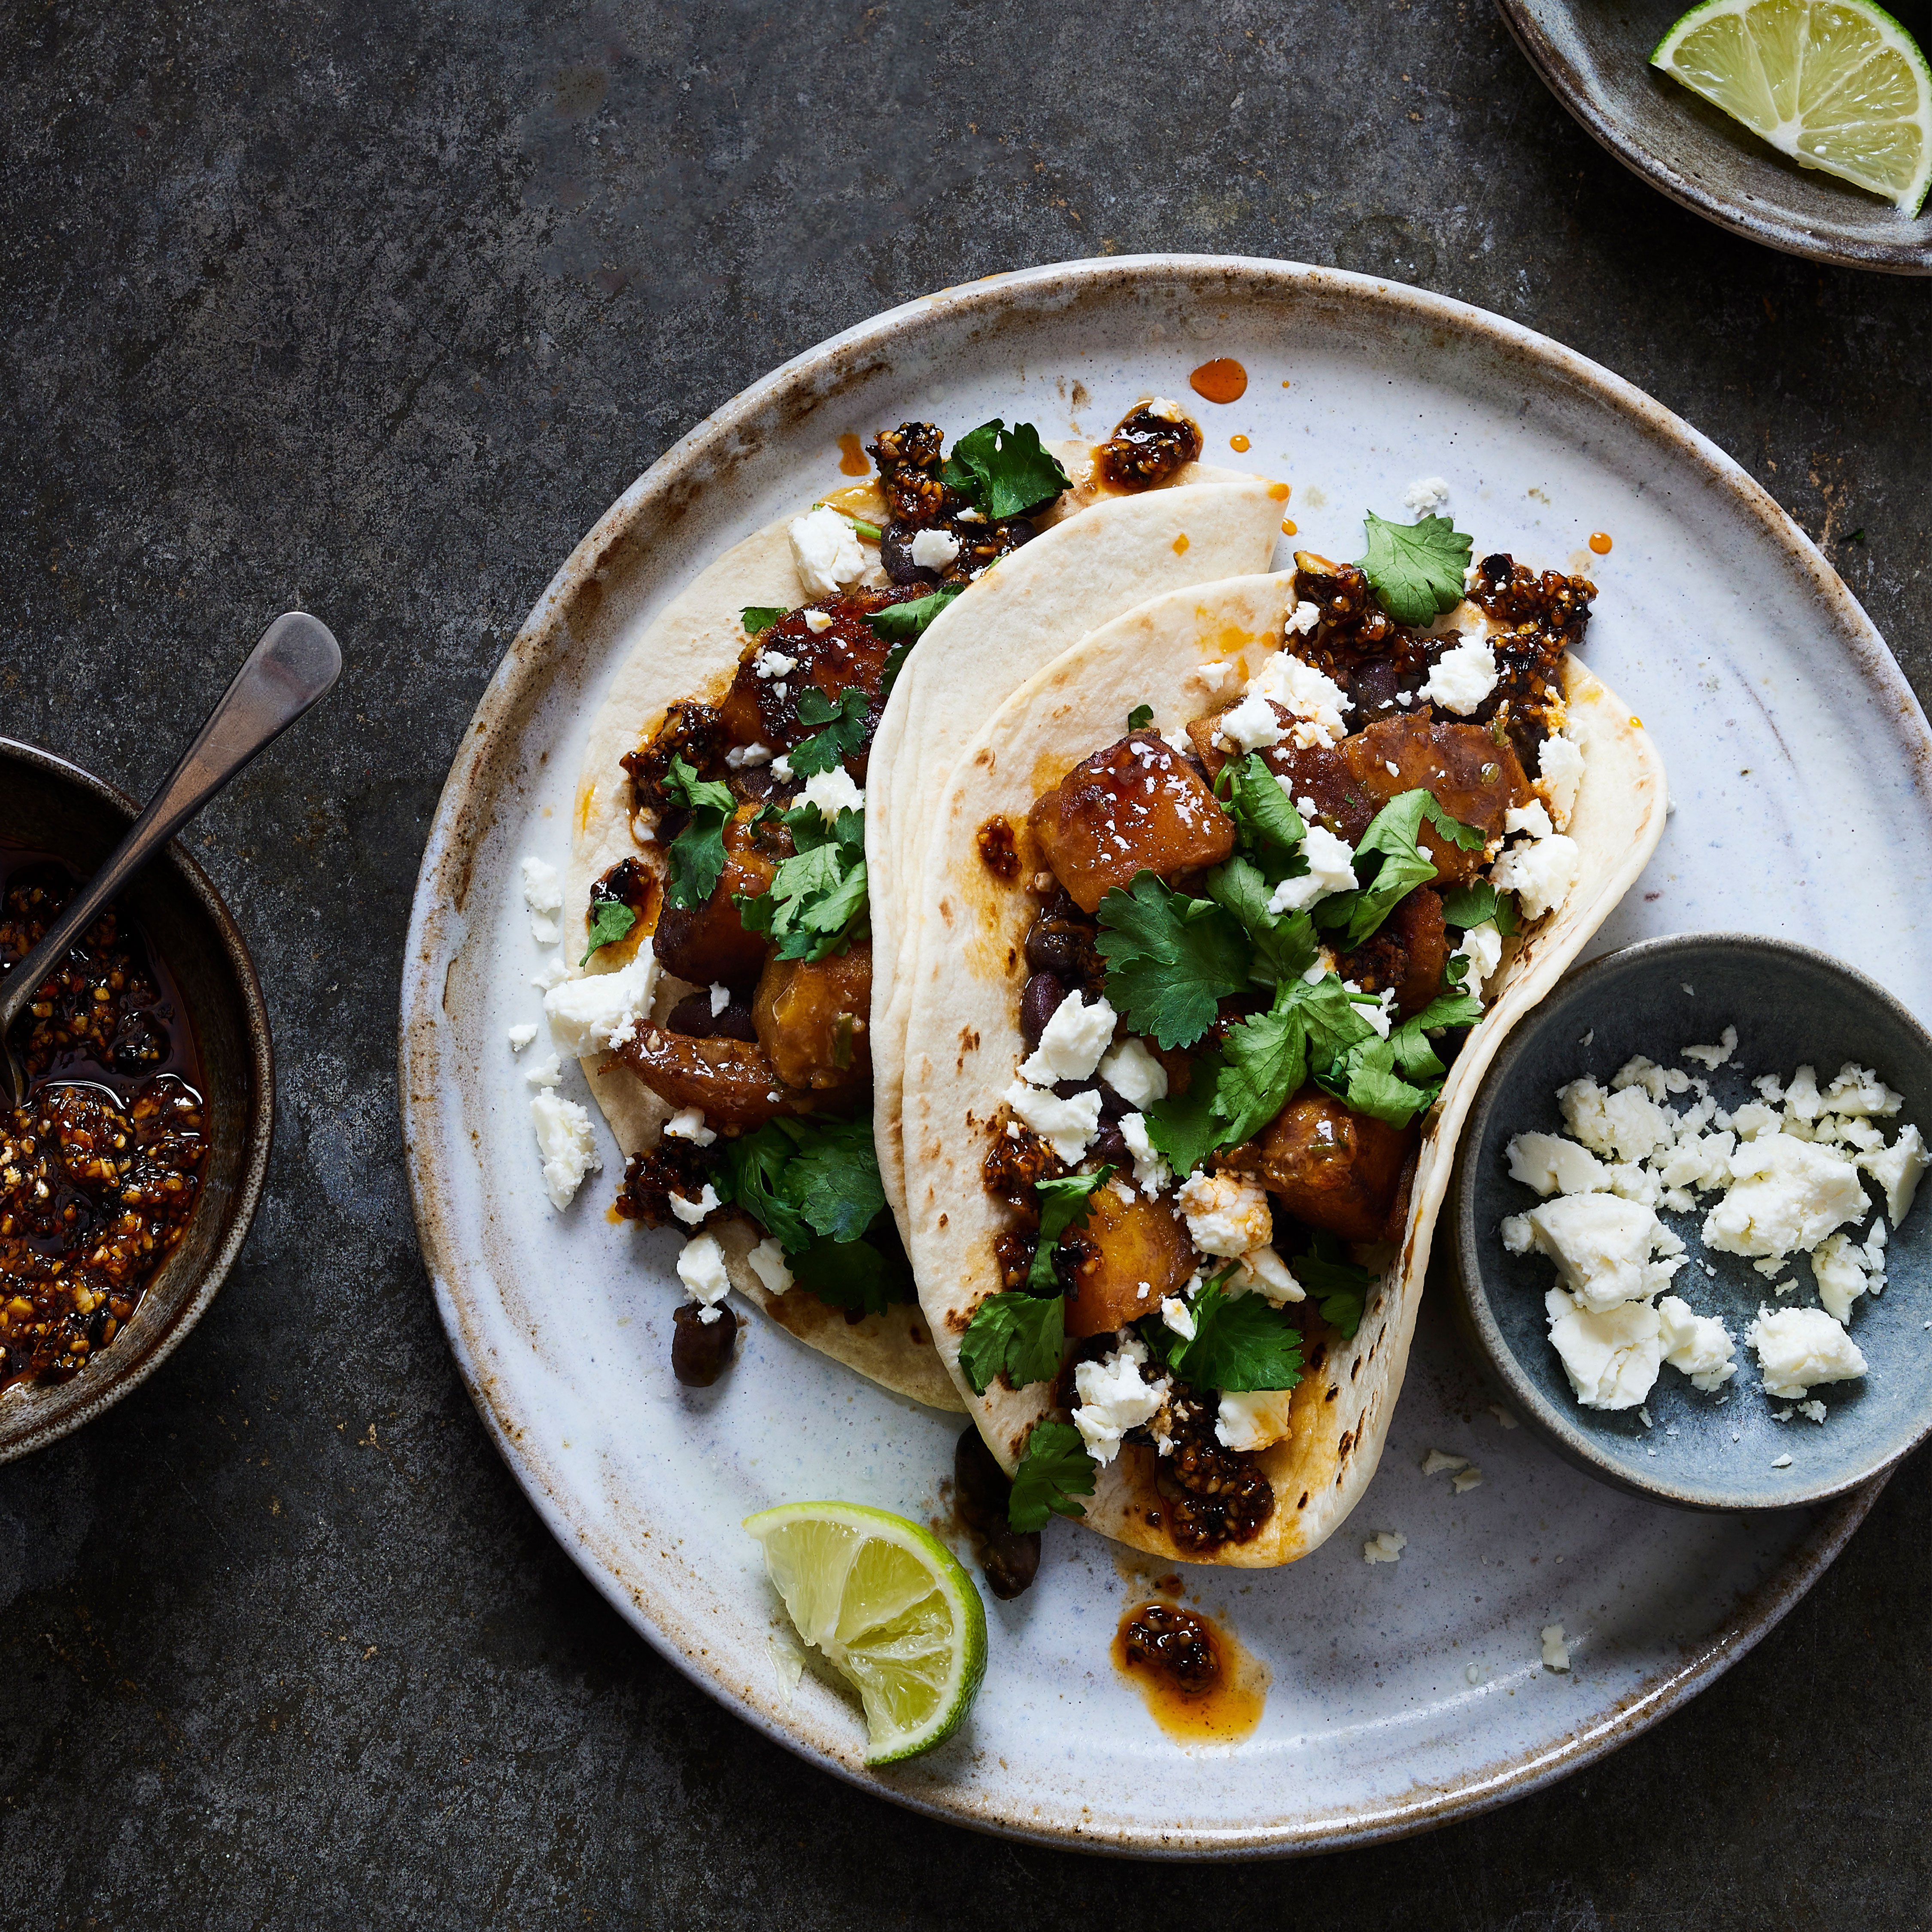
[[1452, 933, 1932, 1510]]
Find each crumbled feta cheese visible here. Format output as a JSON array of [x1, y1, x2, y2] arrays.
[[1227, 1244, 1306, 1303], [788, 506, 869, 598], [801, 765, 865, 820], [1267, 822, 1358, 913], [1452, 1465, 1484, 1494], [1747, 1305, 1867, 1398], [1403, 475, 1451, 516], [1020, 989, 1118, 1086], [1798, 1399, 1827, 1424], [1363, 1530, 1407, 1564], [1420, 1449, 1468, 1476], [753, 648, 798, 679], [521, 854, 563, 945], [1555, 1076, 1677, 1163], [531, 1090, 600, 1210], [1861, 1123, 1927, 1226], [725, 742, 773, 769], [1147, 395, 1185, 423], [1118, 1112, 1173, 1196], [769, 753, 793, 782], [1488, 1403, 1519, 1428], [1612, 1055, 1692, 1103], [801, 609, 833, 635], [1505, 1130, 1609, 1199], [1455, 920, 1503, 987], [1248, 650, 1353, 746], [1540, 1624, 1571, 1671], [1160, 1295, 1197, 1340], [523, 1053, 562, 1089], [1490, 830, 1581, 922], [1193, 660, 1230, 690], [1216, 691, 1285, 752], [908, 527, 960, 571], [1004, 1081, 1101, 1163], [1656, 1295, 1737, 1390], [664, 1106, 717, 1147], [670, 1182, 720, 1227], [1820, 1063, 1902, 1118], [1681, 1026, 1739, 1069], [1535, 731, 1585, 828], [1510, 1194, 1680, 1309], [1072, 1339, 1168, 1466], [1176, 1170, 1273, 1258], [1810, 1231, 1877, 1324], [531, 957, 568, 992], [1544, 1288, 1663, 1409], [507, 1023, 538, 1051], [543, 946, 660, 1056], [1771, 1453, 1793, 1469], [746, 1237, 793, 1296], [676, 1231, 732, 1318], [1099, 1036, 1167, 1109], [1420, 635, 1500, 716], [1287, 599, 1321, 636], [1703, 1134, 1867, 1259], [1215, 1385, 1297, 1452]]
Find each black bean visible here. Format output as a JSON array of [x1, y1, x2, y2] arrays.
[[1020, 972, 1066, 1050], [1090, 1122, 1130, 1171], [666, 991, 758, 1040], [671, 1300, 738, 1386], [954, 1427, 1012, 1537], [980, 1530, 1042, 1599], [1024, 924, 1084, 978], [879, 521, 941, 586], [1094, 1079, 1130, 1120]]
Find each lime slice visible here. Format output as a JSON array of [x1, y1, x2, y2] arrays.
[[744, 1501, 987, 1765], [1653, 0, 1932, 213]]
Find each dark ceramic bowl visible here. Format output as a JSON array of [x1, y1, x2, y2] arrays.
[[0, 738, 272, 1461], [1452, 933, 1932, 1509], [1497, 0, 1932, 275]]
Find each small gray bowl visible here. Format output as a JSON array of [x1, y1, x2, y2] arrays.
[[0, 737, 273, 1461], [1452, 933, 1932, 1510]]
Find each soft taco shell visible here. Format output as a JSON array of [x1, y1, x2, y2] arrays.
[[899, 572, 1667, 1564]]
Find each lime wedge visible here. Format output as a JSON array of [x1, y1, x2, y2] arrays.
[[744, 1501, 987, 1765], [1652, 0, 1932, 213]]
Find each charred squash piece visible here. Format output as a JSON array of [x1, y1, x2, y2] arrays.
[[1060, 1185, 1195, 1338], [614, 1029, 853, 1129], [1336, 715, 1531, 887], [752, 942, 872, 1092], [652, 804, 776, 987], [1266, 740, 1380, 844], [1255, 1090, 1416, 1242], [1336, 885, 1448, 1018], [1028, 731, 1234, 915]]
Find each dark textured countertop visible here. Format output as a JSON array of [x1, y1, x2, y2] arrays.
[[3, 3, 1929, 1925]]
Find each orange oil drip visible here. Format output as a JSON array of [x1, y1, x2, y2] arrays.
[[1268, 482, 1291, 503], [1589, 530, 1613, 555], [1281, 519, 1298, 535], [1189, 358, 1248, 404], [1229, 434, 1251, 453], [837, 432, 870, 476], [1172, 533, 1190, 555], [1112, 1601, 1268, 1747]]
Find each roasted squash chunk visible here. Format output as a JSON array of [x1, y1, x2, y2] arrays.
[[1060, 1184, 1195, 1337], [1337, 885, 1448, 1018], [1029, 730, 1234, 914], [1336, 715, 1530, 887], [652, 803, 777, 987], [752, 942, 872, 1092], [1256, 1090, 1416, 1242], [616, 1030, 852, 1128]]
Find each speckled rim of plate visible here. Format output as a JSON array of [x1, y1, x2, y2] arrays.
[[0, 736, 275, 1462], [1495, 0, 1932, 276], [399, 255, 1893, 1857], [1453, 933, 1932, 1512]]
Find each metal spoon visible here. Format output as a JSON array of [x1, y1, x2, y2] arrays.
[[0, 611, 342, 1106]]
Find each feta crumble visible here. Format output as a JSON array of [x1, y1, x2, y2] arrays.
[[521, 854, 564, 945], [1099, 1036, 1167, 1109], [908, 527, 960, 572], [787, 506, 869, 598], [801, 765, 865, 820], [1419, 635, 1499, 716], [1403, 475, 1451, 516], [1072, 1339, 1168, 1466], [1536, 731, 1585, 828], [1543, 1289, 1663, 1410], [1703, 1135, 1867, 1259], [1655, 1295, 1737, 1390], [507, 1023, 538, 1051], [543, 946, 660, 1056], [670, 1182, 720, 1227], [1118, 1112, 1173, 1196], [664, 1106, 717, 1147], [1363, 1530, 1407, 1564], [1288, 599, 1321, 636], [531, 1090, 600, 1210], [1540, 1624, 1571, 1672], [1420, 1449, 1468, 1476], [1004, 1081, 1101, 1163], [1248, 650, 1353, 747], [1020, 989, 1117, 1087], [1216, 691, 1286, 752], [1501, 1194, 1682, 1310], [1215, 1385, 1297, 1452], [1267, 822, 1358, 914], [1746, 1305, 1867, 1398], [676, 1231, 732, 1321], [746, 1237, 794, 1296], [1489, 829, 1581, 922], [1176, 1170, 1273, 1258]]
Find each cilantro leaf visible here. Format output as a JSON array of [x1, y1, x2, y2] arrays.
[[1008, 1420, 1097, 1532], [735, 802, 870, 962], [1127, 702, 1154, 730], [1321, 1035, 1438, 1129], [1357, 510, 1474, 626], [1204, 857, 1318, 989], [1217, 753, 1307, 875], [869, 587, 963, 700], [1292, 1232, 1373, 1340], [714, 1117, 889, 1256], [713, 1125, 814, 1253], [1211, 1004, 1310, 1147], [1163, 1277, 1304, 1393], [1143, 1046, 1228, 1176], [1440, 879, 1519, 936], [1333, 789, 1486, 948], [958, 1291, 1066, 1396], [662, 755, 737, 909], [1387, 986, 1485, 1083], [1028, 1168, 1115, 1291], [741, 605, 789, 636], [1096, 872, 1252, 1050], [580, 899, 638, 965], [788, 1227, 914, 1317], [787, 687, 871, 779], [940, 419, 1071, 521]]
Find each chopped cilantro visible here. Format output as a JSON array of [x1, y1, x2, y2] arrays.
[[1007, 1419, 1097, 1532], [579, 899, 638, 965], [1324, 789, 1485, 948], [957, 1291, 1066, 1396], [1357, 510, 1474, 626], [1321, 1035, 1438, 1128], [1439, 879, 1519, 936], [789, 1227, 914, 1317], [661, 755, 737, 909], [1217, 753, 1308, 877], [1127, 702, 1154, 730], [786, 687, 871, 779], [1204, 856, 1318, 989], [1027, 1168, 1115, 1291], [1143, 1044, 1228, 1177], [1095, 872, 1252, 1050], [868, 586, 963, 700], [1388, 986, 1485, 1078], [735, 801, 869, 962], [741, 605, 789, 636], [1292, 1232, 1373, 1339], [1210, 1002, 1312, 1147], [1151, 1274, 1303, 1394], [940, 419, 1071, 521], [714, 1117, 885, 1255]]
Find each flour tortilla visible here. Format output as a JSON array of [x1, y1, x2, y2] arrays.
[[899, 572, 1668, 1563], [867, 476, 1290, 1246], [561, 457, 1280, 1411]]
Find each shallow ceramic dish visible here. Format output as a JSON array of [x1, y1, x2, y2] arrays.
[[0, 738, 273, 1461], [400, 255, 1932, 1856], [1454, 934, 1932, 1510], [1497, 0, 1932, 274]]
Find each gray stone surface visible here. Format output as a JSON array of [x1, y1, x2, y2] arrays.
[[2, 0, 1928, 1923]]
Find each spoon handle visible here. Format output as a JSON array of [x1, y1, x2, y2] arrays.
[[0, 611, 342, 1039]]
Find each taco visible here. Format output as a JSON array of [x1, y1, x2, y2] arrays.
[[899, 533, 1665, 1564], [552, 405, 1285, 1409]]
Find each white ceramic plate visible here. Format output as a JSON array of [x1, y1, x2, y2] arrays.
[[400, 257, 1929, 1856]]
